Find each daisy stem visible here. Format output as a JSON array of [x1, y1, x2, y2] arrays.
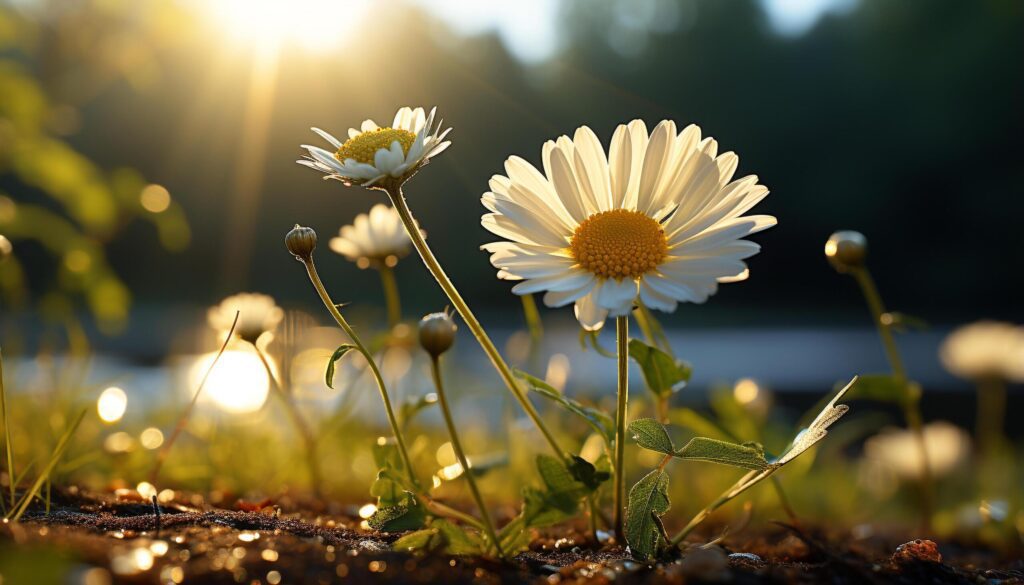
[[428, 355, 505, 559], [0, 347, 15, 509], [378, 264, 402, 329], [975, 375, 1006, 459], [520, 294, 544, 351], [613, 315, 629, 543], [385, 186, 568, 465], [298, 255, 419, 490], [850, 266, 933, 526], [251, 343, 322, 498]]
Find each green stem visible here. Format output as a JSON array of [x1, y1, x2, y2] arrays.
[[520, 294, 544, 347], [300, 256, 419, 490], [429, 356, 505, 559], [378, 264, 402, 329], [613, 315, 629, 543], [252, 344, 323, 497], [975, 376, 1006, 459], [851, 266, 933, 525], [0, 348, 15, 508], [670, 468, 770, 546], [385, 186, 567, 465]]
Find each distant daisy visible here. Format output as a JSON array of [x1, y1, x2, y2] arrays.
[[864, 421, 971, 480], [940, 321, 1024, 382], [208, 292, 284, 344], [298, 107, 451, 188], [481, 120, 775, 330], [330, 203, 421, 269]]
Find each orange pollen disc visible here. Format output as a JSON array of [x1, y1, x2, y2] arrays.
[[569, 209, 668, 280]]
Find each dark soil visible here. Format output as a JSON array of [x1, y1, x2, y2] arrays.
[[2, 487, 1021, 584]]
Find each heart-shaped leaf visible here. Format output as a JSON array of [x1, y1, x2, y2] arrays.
[[628, 418, 676, 456]]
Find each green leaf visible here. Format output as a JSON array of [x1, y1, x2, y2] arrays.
[[392, 527, 442, 553], [628, 418, 676, 455], [325, 344, 357, 389], [628, 339, 691, 399], [369, 470, 404, 508], [389, 520, 483, 555], [624, 469, 671, 559], [496, 517, 532, 556], [369, 495, 426, 532], [843, 374, 916, 406], [515, 369, 614, 443], [675, 437, 769, 471], [432, 519, 485, 555], [567, 455, 611, 491]]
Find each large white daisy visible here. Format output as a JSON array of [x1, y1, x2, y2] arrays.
[[481, 120, 776, 330], [298, 106, 451, 188], [329, 203, 421, 269]]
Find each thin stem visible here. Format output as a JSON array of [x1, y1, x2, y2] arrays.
[[0, 348, 15, 508], [300, 256, 419, 490], [975, 376, 1006, 458], [416, 494, 486, 532], [151, 313, 239, 483], [520, 293, 544, 348], [252, 344, 322, 496], [378, 264, 402, 329], [851, 266, 933, 525], [429, 356, 505, 559], [613, 315, 629, 543], [670, 469, 769, 546], [385, 186, 567, 464]]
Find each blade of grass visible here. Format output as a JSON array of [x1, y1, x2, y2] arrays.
[[9, 407, 87, 521], [0, 347, 15, 509], [150, 311, 239, 482]]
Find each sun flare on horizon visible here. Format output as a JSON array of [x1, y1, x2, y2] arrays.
[[197, 0, 371, 53]]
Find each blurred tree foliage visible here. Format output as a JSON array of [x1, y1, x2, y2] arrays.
[[0, 2, 189, 334]]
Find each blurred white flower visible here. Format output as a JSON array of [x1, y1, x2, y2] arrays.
[[330, 204, 421, 269], [864, 421, 971, 480], [940, 321, 1024, 382], [481, 120, 774, 330], [208, 292, 284, 343], [298, 106, 451, 188]]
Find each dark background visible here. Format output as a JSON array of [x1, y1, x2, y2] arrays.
[[4, 0, 1023, 349]]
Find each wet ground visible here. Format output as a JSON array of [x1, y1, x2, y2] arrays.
[[1, 488, 1021, 584]]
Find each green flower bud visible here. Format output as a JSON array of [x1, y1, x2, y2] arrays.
[[419, 312, 457, 358], [286, 224, 317, 260], [825, 230, 867, 273]]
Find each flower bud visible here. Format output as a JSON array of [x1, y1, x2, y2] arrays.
[[286, 224, 317, 260], [0, 235, 11, 263], [825, 230, 867, 273], [419, 312, 457, 358]]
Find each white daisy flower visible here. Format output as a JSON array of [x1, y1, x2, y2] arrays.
[[940, 321, 1024, 382], [298, 106, 452, 188], [208, 292, 284, 344], [481, 120, 776, 330], [329, 203, 422, 269]]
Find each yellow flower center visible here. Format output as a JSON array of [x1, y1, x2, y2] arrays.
[[335, 128, 417, 165], [570, 209, 668, 280]]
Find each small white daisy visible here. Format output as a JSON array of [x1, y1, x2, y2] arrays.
[[208, 292, 284, 343], [298, 106, 451, 188], [481, 120, 776, 330], [940, 321, 1024, 382], [329, 203, 422, 269]]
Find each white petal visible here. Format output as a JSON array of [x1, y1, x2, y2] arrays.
[[594, 278, 639, 316], [311, 127, 343, 149], [544, 141, 590, 223], [512, 270, 594, 295], [636, 120, 675, 215], [574, 293, 608, 331]]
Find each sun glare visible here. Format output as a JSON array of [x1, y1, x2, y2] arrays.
[[190, 348, 270, 414], [200, 0, 371, 53]]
